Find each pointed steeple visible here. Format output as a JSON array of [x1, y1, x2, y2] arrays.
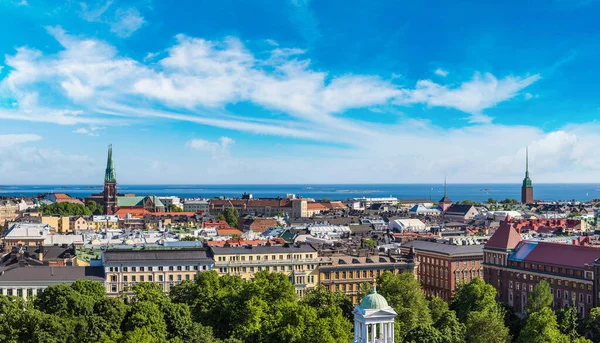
[[439, 174, 451, 204], [104, 144, 116, 183], [522, 147, 532, 188]]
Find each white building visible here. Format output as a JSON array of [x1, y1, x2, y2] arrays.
[[353, 286, 397, 343], [158, 196, 183, 210], [183, 198, 210, 213], [389, 218, 428, 232], [408, 204, 441, 216]]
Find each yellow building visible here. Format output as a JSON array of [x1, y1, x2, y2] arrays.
[[70, 216, 91, 231], [41, 216, 71, 233], [91, 215, 120, 231], [102, 248, 214, 295], [211, 244, 320, 297], [318, 254, 416, 304]]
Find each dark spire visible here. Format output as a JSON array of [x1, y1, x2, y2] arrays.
[[104, 144, 116, 183], [522, 147, 532, 188], [439, 174, 451, 203]]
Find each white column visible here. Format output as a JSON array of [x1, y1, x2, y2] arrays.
[[383, 322, 388, 343], [391, 322, 395, 342], [372, 324, 376, 343], [354, 321, 359, 342]]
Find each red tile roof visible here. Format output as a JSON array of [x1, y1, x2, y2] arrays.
[[216, 228, 243, 236], [307, 203, 328, 211], [485, 219, 522, 250], [516, 241, 600, 269], [115, 208, 151, 218], [53, 193, 71, 199], [245, 218, 278, 233]]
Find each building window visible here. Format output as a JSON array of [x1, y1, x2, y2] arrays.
[[159, 275, 163, 282], [565, 291, 569, 300], [132, 276, 136, 282], [140, 275, 144, 282], [123, 276, 128, 282], [158, 266, 164, 271], [149, 275, 153, 282], [111, 284, 117, 292], [111, 275, 117, 282], [131, 267, 136, 272]]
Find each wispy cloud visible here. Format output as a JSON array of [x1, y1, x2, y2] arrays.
[[0, 28, 539, 143], [73, 126, 104, 136], [396, 72, 541, 122], [78, 1, 144, 38], [110, 7, 145, 38], [434, 68, 448, 77], [186, 136, 235, 155], [79, 0, 113, 22], [0, 134, 42, 148]]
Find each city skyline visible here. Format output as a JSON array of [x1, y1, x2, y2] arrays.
[[2, 0, 600, 184]]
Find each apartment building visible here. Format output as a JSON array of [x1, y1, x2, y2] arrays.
[[102, 248, 214, 295], [398, 240, 484, 300], [211, 244, 320, 296], [484, 220, 598, 317], [318, 254, 415, 304]]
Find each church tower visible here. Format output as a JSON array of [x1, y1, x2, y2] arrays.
[[103, 144, 118, 215], [521, 147, 533, 204], [438, 176, 452, 212]]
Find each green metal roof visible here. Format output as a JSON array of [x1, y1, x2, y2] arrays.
[[117, 196, 165, 208], [522, 147, 532, 188], [359, 286, 389, 310], [104, 144, 117, 183]]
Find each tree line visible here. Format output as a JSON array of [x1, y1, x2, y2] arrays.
[[2, 272, 600, 342], [39, 200, 104, 216]]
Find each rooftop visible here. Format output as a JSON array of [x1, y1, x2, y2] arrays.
[[401, 240, 484, 256], [210, 244, 317, 255]]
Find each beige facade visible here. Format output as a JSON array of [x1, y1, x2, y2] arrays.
[[41, 216, 71, 233], [319, 255, 416, 304], [102, 248, 214, 295], [211, 245, 319, 297], [71, 217, 92, 231], [0, 200, 19, 226]]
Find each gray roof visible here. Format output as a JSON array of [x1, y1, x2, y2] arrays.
[[103, 248, 210, 264], [401, 240, 484, 256], [210, 244, 317, 255], [0, 266, 104, 282]]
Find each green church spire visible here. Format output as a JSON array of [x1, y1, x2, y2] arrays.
[[522, 147, 532, 188], [104, 144, 116, 183]]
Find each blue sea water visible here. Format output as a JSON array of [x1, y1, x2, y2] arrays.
[[0, 184, 599, 202]]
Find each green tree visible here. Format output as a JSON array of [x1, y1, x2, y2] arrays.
[[429, 297, 450, 323], [465, 305, 510, 343], [557, 306, 583, 341], [459, 200, 476, 206], [222, 207, 239, 228], [518, 307, 568, 343], [124, 301, 167, 341], [300, 284, 353, 320], [377, 272, 431, 340], [362, 238, 377, 249], [436, 310, 466, 343], [451, 278, 497, 322], [525, 279, 553, 315], [86, 200, 104, 215], [40, 202, 93, 216], [585, 307, 600, 342], [168, 204, 184, 212], [404, 324, 443, 343]]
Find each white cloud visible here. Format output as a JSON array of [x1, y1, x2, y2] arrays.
[[73, 126, 104, 136], [110, 8, 145, 38], [396, 72, 541, 121], [0, 134, 42, 148], [186, 136, 235, 155], [434, 68, 448, 77], [79, 0, 113, 22]]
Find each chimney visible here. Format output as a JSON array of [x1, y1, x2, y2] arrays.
[[38, 245, 44, 261]]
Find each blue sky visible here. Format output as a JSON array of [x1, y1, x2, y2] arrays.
[[1, 0, 600, 184]]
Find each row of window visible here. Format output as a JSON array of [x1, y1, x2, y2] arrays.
[[0, 288, 43, 297], [108, 265, 208, 272], [218, 264, 314, 274], [216, 254, 315, 262], [322, 269, 393, 280], [508, 261, 591, 279]]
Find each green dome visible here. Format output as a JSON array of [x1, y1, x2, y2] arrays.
[[359, 286, 389, 310]]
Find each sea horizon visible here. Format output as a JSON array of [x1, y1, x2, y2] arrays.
[[2, 183, 600, 202]]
